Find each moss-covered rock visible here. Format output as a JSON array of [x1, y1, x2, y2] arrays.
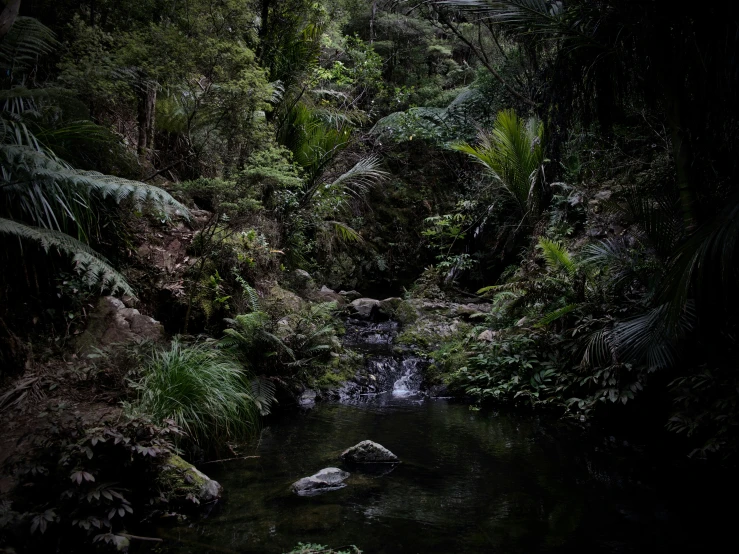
[[264, 285, 305, 318], [158, 454, 223, 507], [392, 299, 419, 324]]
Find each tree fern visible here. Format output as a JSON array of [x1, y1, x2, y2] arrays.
[[0, 217, 132, 295], [0, 16, 56, 77]]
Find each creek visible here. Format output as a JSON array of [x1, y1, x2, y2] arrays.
[[162, 317, 736, 553]]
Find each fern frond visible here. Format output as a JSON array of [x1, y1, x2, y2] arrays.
[[250, 378, 277, 416], [328, 220, 363, 243], [0, 217, 133, 295], [0, 17, 57, 75], [537, 303, 578, 326], [1, 145, 189, 230], [537, 237, 575, 274]]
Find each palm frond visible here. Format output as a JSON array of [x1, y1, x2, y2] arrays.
[[439, 0, 598, 49], [328, 220, 363, 243], [538, 303, 578, 326], [537, 237, 575, 274], [452, 109, 544, 225], [611, 302, 695, 372], [324, 155, 387, 197], [579, 238, 644, 293], [0, 217, 132, 295], [662, 196, 739, 325], [581, 328, 616, 368]]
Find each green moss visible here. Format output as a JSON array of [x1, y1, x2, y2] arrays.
[[393, 300, 419, 324], [430, 339, 470, 382], [159, 454, 207, 491], [310, 351, 363, 390], [397, 317, 470, 352]]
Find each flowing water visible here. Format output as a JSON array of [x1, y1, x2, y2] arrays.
[[161, 319, 737, 553]]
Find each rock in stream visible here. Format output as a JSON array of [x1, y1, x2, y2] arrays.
[[341, 440, 399, 464], [291, 467, 351, 496]]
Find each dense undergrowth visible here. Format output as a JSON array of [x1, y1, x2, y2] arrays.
[[2, 0, 739, 551]]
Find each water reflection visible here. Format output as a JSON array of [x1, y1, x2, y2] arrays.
[[160, 395, 734, 554]]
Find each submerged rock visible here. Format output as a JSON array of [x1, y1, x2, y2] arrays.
[[341, 440, 399, 464], [292, 467, 350, 496]]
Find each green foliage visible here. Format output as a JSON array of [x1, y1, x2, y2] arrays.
[[285, 543, 362, 554], [129, 340, 266, 447], [448, 331, 565, 408], [0, 414, 182, 553], [452, 109, 545, 227], [537, 237, 575, 275]]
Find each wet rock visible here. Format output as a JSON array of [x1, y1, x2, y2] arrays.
[[348, 298, 380, 319], [452, 303, 491, 320], [341, 440, 399, 464], [427, 384, 450, 397], [265, 285, 305, 316], [299, 389, 318, 408], [339, 290, 363, 302], [289, 269, 317, 297], [159, 454, 223, 506], [393, 300, 419, 324], [292, 467, 350, 496]]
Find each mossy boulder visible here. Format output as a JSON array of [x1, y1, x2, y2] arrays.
[[158, 454, 223, 507], [264, 285, 305, 318], [392, 300, 419, 325]]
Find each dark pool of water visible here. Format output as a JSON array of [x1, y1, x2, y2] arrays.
[[160, 393, 737, 554]]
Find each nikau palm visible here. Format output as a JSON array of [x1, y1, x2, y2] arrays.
[[452, 109, 545, 228]]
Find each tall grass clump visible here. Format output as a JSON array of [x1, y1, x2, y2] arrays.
[[130, 339, 260, 447]]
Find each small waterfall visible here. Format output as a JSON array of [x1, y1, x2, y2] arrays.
[[392, 357, 424, 397], [341, 317, 426, 401]]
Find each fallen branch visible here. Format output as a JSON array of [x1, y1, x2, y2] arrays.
[[119, 533, 163, 543], [200, 455, 260, 465]]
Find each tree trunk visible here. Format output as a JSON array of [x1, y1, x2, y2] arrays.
[[370, 0, 377, 44], [666, 94, 697, 232], [137, 79, 157, 164], [0, 0, 21, 39]]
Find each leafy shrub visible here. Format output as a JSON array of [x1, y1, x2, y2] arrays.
[[448, 331, 566, 409], [0, 414, 181, 553], [285, 543, 362, 554], [129, 339, 267, 447]]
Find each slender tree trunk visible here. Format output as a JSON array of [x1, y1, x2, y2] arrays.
[[0, 0, 21, 39], [257, 0, 271, 61], [370, 0, 377, 44], [666, 94, 697, 232], [137, 79, 157, 164]]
